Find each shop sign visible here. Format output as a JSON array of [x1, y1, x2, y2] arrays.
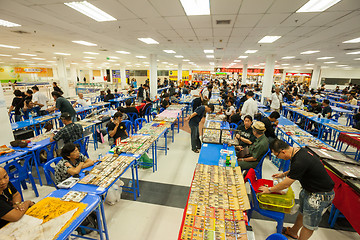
[[215, 68, 282, 74], [286, 72, 312, 77], [14, 67, 47, 73]]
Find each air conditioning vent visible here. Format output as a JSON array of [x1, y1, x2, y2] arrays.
[[216, 48, 223, 50], [99, 49, 108, 51], [344, 48, 360, 51], [216, 20, 231, 25], [11, 30, 30, 34], [35, 51, 44, 53]]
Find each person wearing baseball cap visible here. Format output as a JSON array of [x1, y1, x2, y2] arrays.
[[50, 112, 83, 144], [237, 121, 269, 170]]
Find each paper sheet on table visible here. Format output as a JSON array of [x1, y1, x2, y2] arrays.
[[0, 208, 77, 240]]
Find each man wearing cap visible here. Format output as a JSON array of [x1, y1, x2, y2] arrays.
[[50, 112, 83, 144], [237, 121, 269, 170], [185, 104, 215, 153]]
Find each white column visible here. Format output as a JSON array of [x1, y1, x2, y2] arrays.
[[281, 70, 286, 83], [56, 56, 69, 97], [178, 63, 183, 83], [261, 55, 276, 103], [310, 65, 321, 90], [120, 66, 126, 89], [0, 83, 14, 145], [149, 54, 158, 99], [89, 69, 93, 82], [242, 64, 248, 82], [189, 70, 192, 84], [70, 64, 77, 84], [100, 68, 104, 82], [52, 67, 58, 81]]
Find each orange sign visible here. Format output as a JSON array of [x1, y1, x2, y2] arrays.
[[14, 67, 47, 73], [192, 71, 210, 74]]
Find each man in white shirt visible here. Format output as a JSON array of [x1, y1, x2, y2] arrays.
[[201, 85, 213, 102], [31, 85, 48, 116], [269, 87, 283, 113], [241, 91, 258, 120], [73, 93, 90, 107]]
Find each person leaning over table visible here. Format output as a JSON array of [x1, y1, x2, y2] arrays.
[[54, 143, 96, 184], [307, 100, 322, 114], [321, 99, 332, 119], [8, 90, 24, 122], [185, 104, 215, 153], [0, 167, 35, 228], [237, 121, 269, 170], [259, 139, 335, 240], [235, 115, 256, 148], [48, 91, 77, 122], [261, 111, 280, 143], [107, 112, 129, 146], [160, 93, 172, 109], [50, 112, 83, 144]]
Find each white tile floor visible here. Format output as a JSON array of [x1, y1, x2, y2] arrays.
[[22, 129, 360, 240]]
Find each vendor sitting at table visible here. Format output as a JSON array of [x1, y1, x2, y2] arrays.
[[160, 93, 171, 109], [139, 98, 152, 117], [107, 112, 129, 146], [117, 99, 139, 115], [72, 93, 90, 107], [291, 94, 304, 108], [54, 143, 96, 184], [235, 115, 256, 148], [50, 112, 83, 144], [321, 99, 332, 119], [347, 93, 357, 105], [308, 100, 322, 114], [261, 111, 280, 143], [237, 121, 269, 170], [0, 167, 35, 228]]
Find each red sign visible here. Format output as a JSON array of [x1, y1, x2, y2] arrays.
[[215, 68, 282, 74]]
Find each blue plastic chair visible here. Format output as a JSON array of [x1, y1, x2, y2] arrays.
[[134, 118, 147, 132], [74, 135, 90, 158], [144, 105, 153, 122], [328, 204, 346, 228], [247, 179, 285, 234], [331, 113, 340, 122], [266, 233, 288, 240], [122, 120, 133, 134], [254, 149, 271, 180], [159, 107, 165, 113], [4, 154, 39, 200], [126, 112, 138, 125], [43, 157, 62, 189], [229, 123, 238, 130], [237, 120, 243, 126], [151, 112, 157, 121]]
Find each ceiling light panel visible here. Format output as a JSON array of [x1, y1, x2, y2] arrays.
[[297, 0, 341, 13], [300, 50, 320, 54], [136, 56, 146, 58], [0, 44, 20, 49], [317, 57, 334, 59], [32, 58, 45, 60], [282, 56, 295, 59], [245, 50, 257, 54], [64, 1, 117, 22], [54, 52, 71, 55], [116, 51, 130, 54], [138, 38, 159, 44], [258, 36, 281, 43], [0, 54, 11, 56], [343, 37, 360, 43], [204, 50, 214, 53], [180, 0, 210, 16], [234, 60, 241, 62], [84, 56, 96, 59], [175, 55, 184, 58], [19, 53, 37, 56], [84, 52, 99, 55], [346, 51, 360, 55], [238, 56, 248, 59], [324, 61, 337, 63], [72, 40, 97, 46], [0, 19, 21, 27], [163, 50, 176, 53], [206, 55, 214, 58], [11, 58, 25, 60]]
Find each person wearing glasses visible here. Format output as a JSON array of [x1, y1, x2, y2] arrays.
[[259, 139, 334, 240]]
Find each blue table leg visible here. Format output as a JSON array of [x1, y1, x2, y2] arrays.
[[165, 130, 168, 155], [31, 151, 43, 186], [95, 205, 105, 240], [99, 201, 110, 240]]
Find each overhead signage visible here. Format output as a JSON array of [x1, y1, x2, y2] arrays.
[[192, 71, 210, 74], [286, 72, 312, 77], [14, 67, 47, 73], [215, 68, 282, 74]]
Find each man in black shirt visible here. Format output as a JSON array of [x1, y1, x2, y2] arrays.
[[0, 167, 34, 228], [117, 99, 139, 115], [104, 89, 115, 102], [186, 104, 214, 153], [259, 139, 334, 240], [261, 111, 280, 142], [107, 112, 128, 145], [161, 94, 171, 109], [235, 115, 256, 147], [322, 99, 332, 119], [137, 84, 145, 102], [308, 100, 322, 114]]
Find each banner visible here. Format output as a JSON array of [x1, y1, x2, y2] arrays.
[[112, 70, 121, 83], [215, 68, 282, 75], [14, 67, 47, 73]]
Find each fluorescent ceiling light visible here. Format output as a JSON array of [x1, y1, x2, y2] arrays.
[[343, 37, 360, 43], [306, 67, 313, 69], [108, 59, 116, 62], [54, 52, 71, 55], [71, 63, 78, 64], [204, 50, 214, 53], [138, 38, 159, 44], [297, 0, 341, 13], [293, 65, 301, 67], [64, 1, 116, 22], [282, 56, 295, 59], [245, 50, 257, 54], [136, 56, 146, 58], [175, 55, 184, 58], [162, 62, 168, 64], [233, 60, 241, 62], [32, 57, 45, 60], [253, 65, 260, 67], [0, 54, 11, 56], [336, 65, 348, 67], [317, 57, 334, 60], [206, 55, 214, 58], [0, 19, 21, 27], [108, 56, 120, 59], [238, 56, 248, 59], [11, 58, 25, 60], [324, 61, 337, 64], [180, 0, 210, 16], [84, 52, 99, 55], [19, 53, 37, 56], [305, 64, 314, 66], [258, 36, 281, 43], [143, 62, 149, 64], [82, 60, 91, 62], [116, 51, 130, 54], [259, 63, 265, 65], [163, 50, 176, 53], [300, 50, 320, 54], [0, 44, 20, 49], [84, 56, 96, 59], [209, 62, 215, 65], [346, 51, 360, 55], [125, 62, 131, 64], [46, 61, 56, 63], [281, 63, 290, 66], [355, 58, 360, 60], [183, 59, 190, 61], [72, 40, 97, 46]]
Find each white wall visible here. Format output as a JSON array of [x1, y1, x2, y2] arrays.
[[320, 68, 360, 79]]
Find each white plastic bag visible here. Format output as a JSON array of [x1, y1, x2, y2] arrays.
[[105, 180, 124, 205]]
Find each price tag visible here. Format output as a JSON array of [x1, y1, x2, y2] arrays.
[[203, 144, 208, 147], [96, 187, 105, 192]]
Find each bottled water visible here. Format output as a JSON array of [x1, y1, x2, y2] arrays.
[[29, 112, 33, 124]]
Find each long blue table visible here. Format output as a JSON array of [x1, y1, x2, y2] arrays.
[[0, 149, 28, 165], [198, 143, 237, 166], [11, 115, 58, 135]]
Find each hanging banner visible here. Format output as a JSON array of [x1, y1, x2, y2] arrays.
[[192, 71, 210, 74], [14, 67, 47, 73], [215, 68, 282, 75], [286, 72, 312, 77], [112, 70, 121, 83]]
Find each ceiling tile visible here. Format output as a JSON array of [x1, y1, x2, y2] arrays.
[[256, 13, 291, 27], [280, 13, 319, 27], [117, 0, 160, 18], [188, 16, 212, 28], [234, 14, 263, 27], [231, 28, 253, 36], [143, 17, 172, 30], [194, 28, 213, 37], [210, 0, 242, 15], [165, 16, 192, 28], [213, 28, 232, 36], [149, 0, 185, 16], [286, 26, 319, 37], [175, 28, 196, 37], [158, 29, 180, 37], [239, 0, 275, 14], [302, 11, 352, 27], [267, 0, 309, 13]]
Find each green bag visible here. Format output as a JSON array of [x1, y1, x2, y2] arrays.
[[138, 153, 153, 169]]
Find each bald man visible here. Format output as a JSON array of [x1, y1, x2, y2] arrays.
[[73, 93, 90, 107], [0, 167, 35, 228]]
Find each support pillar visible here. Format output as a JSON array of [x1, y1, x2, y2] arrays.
[[0, 83, 14, 145], [89, 69, 93, 83], [70, 64, 77, 84], [310, 65, 321, 90], [149, 54, 158, 99], [56, 56, 69, 97], [178, 63, 183, 84], [120, 66, 126, 89], [261, 55, 275, 103], [242, 64, 248, 82]]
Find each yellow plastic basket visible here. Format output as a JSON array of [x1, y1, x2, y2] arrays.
[[257, 186, 295, 213]]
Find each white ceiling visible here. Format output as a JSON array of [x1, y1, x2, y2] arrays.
[[0, 0, 359, 71]]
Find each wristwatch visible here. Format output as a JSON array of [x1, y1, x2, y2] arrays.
[[268, 187, 272, 192]]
